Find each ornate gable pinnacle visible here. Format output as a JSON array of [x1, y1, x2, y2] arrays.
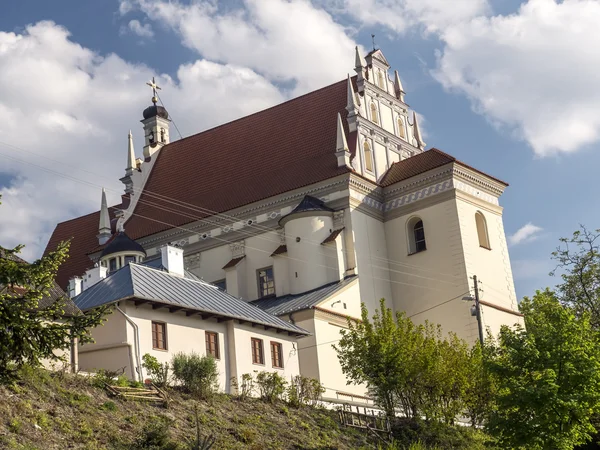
[[335, 112, 351, 168]]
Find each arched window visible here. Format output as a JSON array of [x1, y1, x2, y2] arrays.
[[408, 217, 426, 254], [370, 102, 379, 125], [397, 117, 406, 139], [378, 71, 385, 89], [363, 140, 374, 172], [476, 212, 491, 249]]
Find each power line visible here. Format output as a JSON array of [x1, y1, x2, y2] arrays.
[[0, 140, 463, 284], [155, 91, 184, 140]]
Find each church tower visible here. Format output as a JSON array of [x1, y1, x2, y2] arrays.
[[141, 77, 170, 160]]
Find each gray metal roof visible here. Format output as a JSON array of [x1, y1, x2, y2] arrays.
[[251, 276, 358, 316], [73, 263, 308, 335]]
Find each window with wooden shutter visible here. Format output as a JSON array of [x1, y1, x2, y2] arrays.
[[205, 331, 219, 359], [151, 322, 167, 350], [270, 341, 283, 369], [251, 338, 264, 365]]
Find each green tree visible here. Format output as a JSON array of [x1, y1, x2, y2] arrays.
[[486, 289, 600, 450], [335, 299, 472, 421], [0, 239, 106, 381], [552, 226, 600, 327], [464, 343, 495, 428]]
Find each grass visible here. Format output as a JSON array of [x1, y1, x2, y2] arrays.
[[0, 367, 372, 449]]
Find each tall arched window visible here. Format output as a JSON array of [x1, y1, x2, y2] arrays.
[[363, 140, 374, 172], [370, 102, 379, 125], [408, 217, 426, 254], [475, 212, 491, 249], [397, 117, 406, 139], [378, 71, 385, 89]]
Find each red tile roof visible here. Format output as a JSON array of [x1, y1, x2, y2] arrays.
[[380, 148, 508, 187], [124, 78, 353, 240], [43, 205, 120, 289]]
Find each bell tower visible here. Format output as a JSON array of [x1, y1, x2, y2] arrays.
[[142, 77, 170, 160]]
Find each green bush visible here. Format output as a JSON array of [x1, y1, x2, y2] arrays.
[[286, 375, 325, 407], [133, 415, 178, 449], [255, 371, 286, 403], [391, 418, 495, 450], [142, 354, 170, 388], [231, 373, 254, 400], [171, 352, 219, 399], [91, 369, 123, 388]]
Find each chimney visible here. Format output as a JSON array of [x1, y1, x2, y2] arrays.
[[68, 276, 83, 298], [81, 264, 108, 292], [161, 245, 184, 277]]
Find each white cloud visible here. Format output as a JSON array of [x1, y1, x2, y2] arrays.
[[509, 222, 544, 246], [0, 21, 284, 260], [125, 0, 361, 94], [320, 0, 489, 34], [127, 19, 154, 38], [433, 0, 600, 155]]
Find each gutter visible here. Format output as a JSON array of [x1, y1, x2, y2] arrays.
[[115, 305, 143, 382]]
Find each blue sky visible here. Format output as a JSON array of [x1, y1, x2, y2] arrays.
[[0, 0, 597, 300]]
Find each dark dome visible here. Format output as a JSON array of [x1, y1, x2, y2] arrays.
[[142, 105, 169, 120], [100, 232, 146, 258]]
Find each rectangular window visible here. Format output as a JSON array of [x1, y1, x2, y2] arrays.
[[109, 258, 117, 272], [205, 331, 219, 359], [257, 267, 275, 298], [152, 321, 167, 350], [124, 255, 136, 265], [270, 341, 283, 369], [251, 338, 264, 365], [213, 279, 226, 291]]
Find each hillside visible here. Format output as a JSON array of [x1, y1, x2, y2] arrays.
[[0, 368, 372, 450]]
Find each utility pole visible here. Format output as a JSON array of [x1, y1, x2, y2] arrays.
[[473, 275, 484, 347]]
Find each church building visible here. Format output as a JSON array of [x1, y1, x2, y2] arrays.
[[45, 47, 523, 401]]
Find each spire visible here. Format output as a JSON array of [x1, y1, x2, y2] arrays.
[[394, 70, 405, 103], [126, 130, 135, 171], [336, 113, 349, 152], [354, 46, 363, 70], [412, 111, 425, 150], [98, 188, 112, 245], [335, 113, 351, 168], [346, 74, 359, 116]]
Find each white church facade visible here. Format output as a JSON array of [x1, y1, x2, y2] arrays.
[[45, 47, 523, 401]]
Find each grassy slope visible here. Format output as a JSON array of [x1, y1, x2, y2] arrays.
[[0, 368, 373, 450]]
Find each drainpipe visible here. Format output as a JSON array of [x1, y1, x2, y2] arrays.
[[115, 305, 142, 382]]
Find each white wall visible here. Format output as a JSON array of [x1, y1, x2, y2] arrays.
[[284, 215, 339, 295], [455, 193, 523, 336], [231, 323, 300, 384], [384, 197, 475, 342], [77, 300, 302, 393], [350, 208, 393, 314]]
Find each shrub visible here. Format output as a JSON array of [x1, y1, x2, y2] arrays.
[[231, 373, 254, 400], [133, 415, 178, 449], [142, 354, 170, 388], [287, 375, 325, 407], [91, 369, 124, 388], [255, 371, 286, 403], [171, 352, 219, 399]]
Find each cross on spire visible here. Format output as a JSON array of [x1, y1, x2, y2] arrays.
[[371, 34, 376, 51], [146, 77, 161, 105]]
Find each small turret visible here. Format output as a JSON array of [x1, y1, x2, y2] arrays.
[[97, 188, 111, 245], [346, 74, 359, 119]]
